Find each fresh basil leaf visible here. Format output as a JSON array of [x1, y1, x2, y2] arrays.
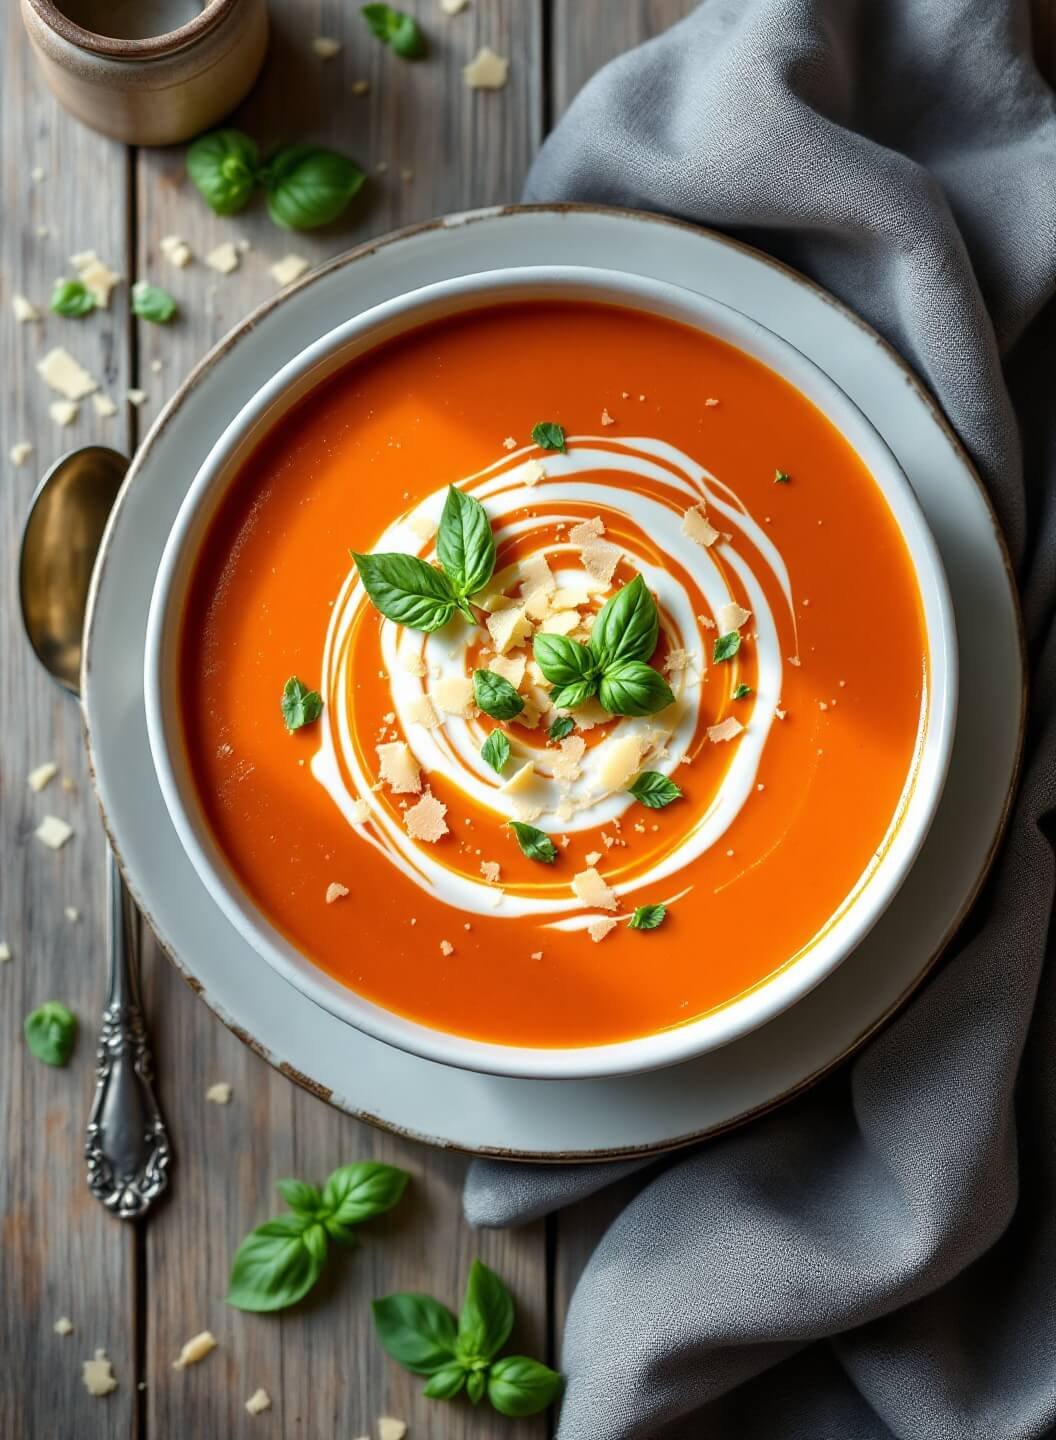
[[437, 486, 495, 599], [281, 676, 323, 731], [352, 551, 457, 631], [372, 1293, 459, 1374], [774, 468, 791, 484], [457, 1259, 515, 1363], [131, 280, 177, 324], [50, 279, 95, 318], [598, 661, 675, 717], [226, 1213, 327, 1312], [548, 678, 598, 710], [487, 1355, 564, 1417], [629, 903, 667, 931], [473, 669, 524, 721], [467, 1369, 486, 1405], [590, 574, 659, 670], [481, 730, 511, 775], [187, 128, 260, 215], [627, 771, 683, 809], [712, 631, 741, 663], [319, 1162, 409, 1244], [23, 1001, 77, 1067], [361, 3, 426, 58], [509, 821, 557, 864], [548, 715, 575, 742], [531, 421, 567, 452], [423, 1364, 468, 1400], [532, 633, 596, 688], [262, 145, 365, 230], [276, 1178, 323, 1216], [733, 682, 753, 699]]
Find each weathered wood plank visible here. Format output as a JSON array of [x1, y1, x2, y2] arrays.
[[551, 0, 698, 120], [136, 2, 547, 1435], [0, 7, 137, 1439]]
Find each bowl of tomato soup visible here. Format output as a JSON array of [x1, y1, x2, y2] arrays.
[[144, 267, 956, 1080]]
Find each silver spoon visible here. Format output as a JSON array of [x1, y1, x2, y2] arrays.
[[19, 446, 171, 1219]]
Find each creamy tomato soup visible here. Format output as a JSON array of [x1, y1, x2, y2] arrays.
[[179, 301, 927, 1049]]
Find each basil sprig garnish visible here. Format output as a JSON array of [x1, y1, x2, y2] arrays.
[[474, 670, 524, 721], [533, 574, 675, 718], [372, 1259, 563, 1417], [354, 486, 497, 633], [481, 730, 511, 774], [361, 3, 427, 59], [531, 421, 567, 453], [24, 1001, 77, 1066], [281, 676, 323, 731], [627, 771, 682, 809], [713, 632, 741, 663], [227, 1161, 409, 1312], [50, 279, 95, 318], [131, 281, 177, 324], [509, 821, 557, 864], [629, 903, 667, 931], [187, 128, 364, 231]]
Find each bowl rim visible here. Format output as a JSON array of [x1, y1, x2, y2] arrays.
[[143, 264, 958, 1081]]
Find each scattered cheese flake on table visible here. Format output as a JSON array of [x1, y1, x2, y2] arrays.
[[717, 602, 751, 632], [433, 675, 475, 717], [92, 394, 118, 418], [172, 1331, 217, 1369], [378, 1419, 408, 1440], [682, 505, 719, 548], [150, 358, 163, 374], [49, 400, 79, 427], [126, 388, 147, 407], [9, 441, 33, 467], [0, 942, 11, 963], [54, 1316, 74, 1336], [464, 46, 509, 88], [588, 916, 619, 943], [480, 860, 501, 883], [377, 741, 421, 794], [351, 78, 370, 94], [245, 1388, 272, 1416], [441, 0, 469, 12], [159, 234, 192, 268], [325, 882, 349, 904], [13, 293, 40, 323], [206, 242, 240, 275], [64, 906, 80, 923], [31, 165, 46, 181], [74, 254, 121, 308], [206, 1082, 232, 1105], [82, 1350, 118, 1397], [572, 867, 619, 912], [349, 798, 371, 824], [36, 815, 73, 850], [707, 716, 745, 744], [404, 792, 449, 842], [38, 347, 98, 400], [311, 35, 342, 58], [439, 939, 454, 956], [270, 254, 310, 287], [29, 765, 59, 800]]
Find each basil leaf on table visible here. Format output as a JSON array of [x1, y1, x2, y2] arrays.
[[262, 144, 366, 230], [487, 1355, 564, 1417], [50, 279, 95, 318], [351, 551, 457, 632], [437, 486, 496, 604], [361, 3, 427, 59], [131, 281, 177, 324], [186, 128, 260, 214], [276, 1178, 324, 1216], [627, 771, 683, 809], [531, 420, 567, 452], [598, 660, 675, 717], [509, 821, 557, 865], [24, 1001, 77, 1067], [320, 1160, 409, 1243], [457, 1259, 515, 1364], [372, 1292, 459, 1373], [590, 574, 659, 670], [423, 1364, 468, 1400], [473, 669, 524, 721], [548, 714, 575, 742], [532, 633, 597, 689], [227, 1213, 328, 1312], [713, 631, 742, 662], [281, 676, 323, 731], [481, 730, 511, 775], [466, 1369, 487, 1405], [630, 903, 667, 931]]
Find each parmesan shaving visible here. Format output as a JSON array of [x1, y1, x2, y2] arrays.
[[486, 605, 532, 654], [206, 1082, 232, 1104], [160, 234, 193, 268], [54, 1317, 74, 1336], [38, 347, 98, 400], [13, 293, 39, 323], [572, 867, 618, 912], [580, 538, 622, 585], [172, 1331, 217, 1370], [378, 1420, 408, 1440], [479, 860, 501, 883], [270, 253, 310, 287], [596, 734, 649, 792], [376, 741, 421, 794], [551, 735, 586, 782], [206, 242, 240, 275], [404, 792, 448, 842], [349, 798, 371, 824], [28, 761, 58, 792], [488, 653, 526, 689], [245, 1389, 272, 1416], [463, 46, 509, 89], [325, 882, 349, 904], [538, 609, 580, 636], [49, 400, 79, 427], [588, 917, 619, 943], [9, 441, 33, 467], [400, 652, 428, 677], [92, 394, 118, 418], [36, 815, 73, 850], [518, 552, 555, 596], [717, 602, 752, 632], [707, 716, 745, 743], [75, 255, 121, 308], [82, 1350, 117, 1397], [406, 694, 442, 729], [432, 675, 475, 717], [682, 505, 719, 548]]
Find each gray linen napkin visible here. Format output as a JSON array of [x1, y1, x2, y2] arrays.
[[464, 3, 1056, 1436]]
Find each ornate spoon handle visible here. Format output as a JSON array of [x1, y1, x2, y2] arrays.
[[85, 847, 172, 1218]]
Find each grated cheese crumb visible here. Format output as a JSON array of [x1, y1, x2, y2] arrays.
[[159, 234, 192, 268], [349, 798, 371, 824], [352, 79, 370, 94], [172, 1331, 217, 1370], [706, 716, 744, 744], [245, 1388, 272, 1416], [13, 293, 40, 323], [0, 942, 11, 963], [38, 347, 98, 401], [205, 243, 240, 275], [36, 815, 73, 850], [325, 882, 349, 904], [682, 505, 719, 548], [92, 393, 118, 418], [73, 254, 121, 308], [54, 1316, 74, 1336], [441, 0, 469, 11], [311, 35, 342, 57], [480, 860, 501, 883], [600, 408, 615, 426], [572, 867, 618, 912], [10, 441, 33, 467], [463, 46, 509, 88], [439, 939, 454, 956], [404, 792, 449, 843], [270, 254, 310, 287], [705, 397, 720, 407], [206, 1082, 232, 1104], [663, 649, 691, 674], [64, 906, 80, 923], [376, 741, 421, 794], [588, 917, 619, 943], [502, 435, 517, 449], [82, 1350, 117, 1397], [28, 761, 58, 792], [126, 389, 147, 407], [49, 400, 79, 427]]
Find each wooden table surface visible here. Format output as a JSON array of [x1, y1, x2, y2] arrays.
[[2, 3, 1052, 1436]]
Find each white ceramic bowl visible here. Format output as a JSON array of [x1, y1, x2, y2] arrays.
[[144, 266, 957, 1081]]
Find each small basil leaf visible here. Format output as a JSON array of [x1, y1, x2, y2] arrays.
[[590, 574, 659, 670], [630, 903, 667, 931], [713, 632, 741, 662], [423, 1364, 467, 1400], [467, 1369, 486, 1405], [548, 678, 598, 710], [481, 730, 511, 775], [371, 1293, 459, 1374], [186, 128, 260, 215], [320, 1161, 409, 1234], [226, 1213, 327, 1312], [598, 661, 675, 717], [131, 281, 177, 324], [437, 486, 495, 598], [281, 676, 323, 731], [263, 145, 365, 230], [50, 279, 95, 318], [626, 771, 683, 809], [548, 714, 575, 742], [532, 633, 596, 688], [361, 3, 427, 59], [509, 821, 557, 864], [276, 1178, 323, 1215], [487, 1355, 564, 1417], [473, 669, 525, 721], [23, 1002, 77, 1066], [457, 1259, 515, 1363], [531, 421, 566, 452], [352, 551, 457, 632], [733, 682, 753, 699]]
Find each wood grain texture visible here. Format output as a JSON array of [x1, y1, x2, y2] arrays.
[[551, 0, 698, 118]]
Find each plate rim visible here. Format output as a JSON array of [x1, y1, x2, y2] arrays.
[[81, 202, 1027, 1160]]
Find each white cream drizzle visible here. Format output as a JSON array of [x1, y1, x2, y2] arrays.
[[311, 436, 796, 922]]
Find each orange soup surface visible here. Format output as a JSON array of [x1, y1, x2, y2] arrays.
[[180, 301, 927, 1048]]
